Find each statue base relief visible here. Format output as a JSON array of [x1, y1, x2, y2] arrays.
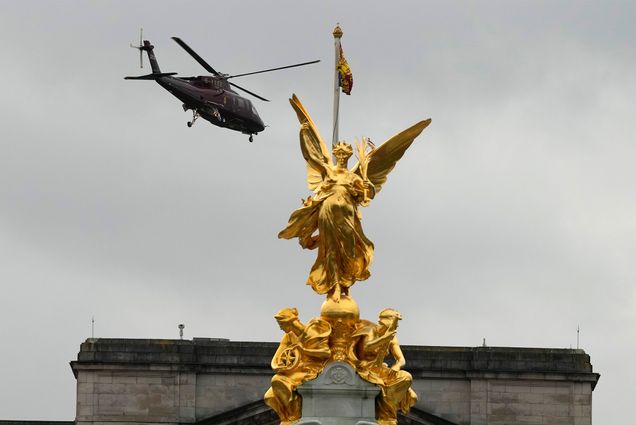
[[296, 362, 379, 425]]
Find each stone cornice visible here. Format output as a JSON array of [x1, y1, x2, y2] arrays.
[[71, 339, 600, 389]]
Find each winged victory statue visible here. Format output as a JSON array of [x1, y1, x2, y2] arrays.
[[279, 95, 431, 301]]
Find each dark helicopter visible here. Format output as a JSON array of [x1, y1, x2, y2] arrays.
[[125, 35, 319, 142]]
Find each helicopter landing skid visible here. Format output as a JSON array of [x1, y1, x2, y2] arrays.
[[187, 110, 199, 128]]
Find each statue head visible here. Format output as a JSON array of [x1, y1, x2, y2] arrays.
[[274, 307, 300, 331], [333, 141, 353, 168], [378, 308, 402, 331]]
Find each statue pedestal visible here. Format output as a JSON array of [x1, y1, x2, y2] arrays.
[[296, 362, 379, 425]]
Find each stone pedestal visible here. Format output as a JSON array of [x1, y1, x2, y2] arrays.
[[296, 362, 379, 425]]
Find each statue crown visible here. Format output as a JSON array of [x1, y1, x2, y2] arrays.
[[332, 141, 353, 156]]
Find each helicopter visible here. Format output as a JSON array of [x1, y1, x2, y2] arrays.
[[125, 34, 319, 142]]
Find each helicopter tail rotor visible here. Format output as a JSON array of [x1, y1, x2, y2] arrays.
[[126, 32, 175, 80], [130, 28, 144, 68], [128, 33, 163, 75]]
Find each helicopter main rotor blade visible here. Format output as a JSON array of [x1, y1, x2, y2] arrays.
[[225, 60, 320, 79], [229, 82, 269, 102], [171, 37, 220, 76]]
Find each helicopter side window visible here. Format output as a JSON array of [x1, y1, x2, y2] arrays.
[[203, 77, 218, 89], [197, 77, 211, 88]]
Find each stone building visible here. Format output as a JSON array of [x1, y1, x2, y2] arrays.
[[68, 338, 599, 425]]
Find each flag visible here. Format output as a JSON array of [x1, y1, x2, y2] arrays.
[[337, 45, 353, 95]]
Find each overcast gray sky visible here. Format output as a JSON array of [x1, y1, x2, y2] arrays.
[[0, 1, 634, 423]]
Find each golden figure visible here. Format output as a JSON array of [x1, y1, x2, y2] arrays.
[[264, 308, 332, 425], [350, 309, 417, 425], [279, 95, 431, 301]]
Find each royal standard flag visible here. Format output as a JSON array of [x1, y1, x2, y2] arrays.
[[337, 45, 353, 95]]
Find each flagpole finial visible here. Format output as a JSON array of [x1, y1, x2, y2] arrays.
[[333, 24, 343, 39]]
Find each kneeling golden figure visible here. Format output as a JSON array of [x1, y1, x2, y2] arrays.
[[350, 309, 417, 425], [264, 308, 332, 425]]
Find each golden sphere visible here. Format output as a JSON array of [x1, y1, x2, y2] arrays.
[[320, 294, 359, 324]]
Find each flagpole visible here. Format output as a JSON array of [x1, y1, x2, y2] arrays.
[[332, 24, 343, 146]]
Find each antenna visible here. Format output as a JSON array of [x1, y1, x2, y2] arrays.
[[91, 316, 95, 339], [577, 325, 580, 349], [178, 323, 185, 340]]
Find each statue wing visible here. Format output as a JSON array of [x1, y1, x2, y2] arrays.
[[353, 119, 431, 194], [289, 94, 333, 192]]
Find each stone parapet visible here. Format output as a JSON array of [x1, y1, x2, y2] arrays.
[[73, 339, 596, 377], [70, 339, 599, 425], [73, 338, 275, 373], [402, 346, 599, 397], [404, 346, 595, 376]]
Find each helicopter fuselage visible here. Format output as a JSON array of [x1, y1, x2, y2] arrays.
[[155, 75, 265, 135]]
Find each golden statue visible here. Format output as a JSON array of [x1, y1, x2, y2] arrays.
[[264, 308, 332, 425], [350, 308, 417, 425], [268, 91, 430, 425], [279, 95, 431, 301]]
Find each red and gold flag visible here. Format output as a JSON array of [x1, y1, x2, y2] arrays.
[[337, 45, 353, 95]]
